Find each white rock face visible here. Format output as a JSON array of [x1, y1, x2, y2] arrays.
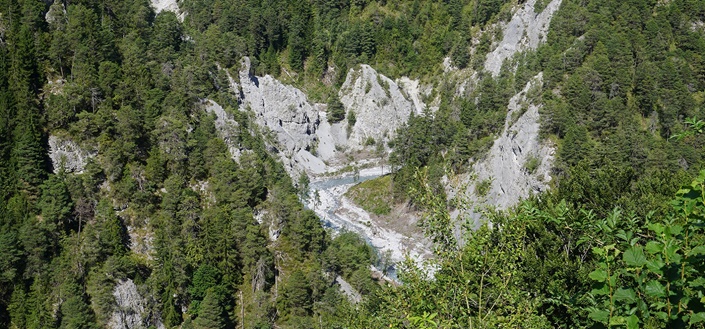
[[48, 135, 95, 174], [470, 73, 554, 209], [203, 99, 242, 160], [234, 57, 320, 175], [484, 0, 563, 76], [451, 73, 554, 231], [108, 279, 165, 329], [396, 77, 428, 115], [338, 65, 422, 150], [223, 59, 425, 176], [336, 276, 361, 304], [150, 0, 184, 21], [442, 57, 457, 73]]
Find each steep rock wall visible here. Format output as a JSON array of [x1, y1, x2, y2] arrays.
[[48, 135, 96, 174], [450, 73, 554, 233], [203, 99, 242, 160], [108, 279, 165, 329], [484, 0, 563, 76], [231, 57, 322, 175], [338, 65, 423, 150], [225, 59, 425, 176], [470, 73, 553, 209]]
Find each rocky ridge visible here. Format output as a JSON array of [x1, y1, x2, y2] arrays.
[[224, 58, 427, 177], [484, 0, 563, 76], [450, 74, 554, 231]]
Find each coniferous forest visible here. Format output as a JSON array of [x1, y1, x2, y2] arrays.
[[1, 0, 705, 328]]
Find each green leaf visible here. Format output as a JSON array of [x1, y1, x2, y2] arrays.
[[646, 258, 665, 275], [677, 188, 692, 196], [589, 269, 608, 283], [667, 225, 683, 236], [588, 308, 610, 323], [624, 247, 647, 268], [648, 223, 665, 234], [645, 241, 663, 254], [665, 244, 682, 263], [644, 280, 666, 298], [654, 311, 668, 320], [694, 277, 705, 288], [614, 288, 637, 303], [591, 283, 610, 296], [689, 245, 705, 256], [626, 315, 639, 329], [691, 312, 705, 324], [610, 316, 626, 325]]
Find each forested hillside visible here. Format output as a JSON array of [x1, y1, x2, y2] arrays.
[[0, 0, 704, 328]]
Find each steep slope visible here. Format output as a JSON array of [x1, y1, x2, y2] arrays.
[[451, 74, 554, 218], [338, 65, 424, 149], [484, 0, 563, 76], [227, 57, 427, 176]]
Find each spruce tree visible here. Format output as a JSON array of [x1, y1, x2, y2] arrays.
[[193, 289, 226, 329], [10, 25, 45, 199], [327, 94, 345, 123]]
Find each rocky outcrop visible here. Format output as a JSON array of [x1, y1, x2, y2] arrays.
[[236, 57, 319, 155], [470, 73, 553, 209], [450, 73, 553, 231], [48, 135, 95, 174], [203, 99, 242, 160], [336, 276, 362, 304], [338, 65, 423, 150], [229, 57, 321, 176], [484, 0, 563, 76], [108, 279, 165, 329], [150, 0, 185, 21]]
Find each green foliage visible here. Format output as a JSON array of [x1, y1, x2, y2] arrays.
[[347, 109, 357, 127], [1, 0, 704, 327], [524, 155, 541, 174], [345, 175, 393, 216], [323, 232, 376, 278], [475, 177, 493, 197], [193, 289, 226, 329], [278, 270, 313, 320], [327, 94, 345, 123], [587, 171, 705, 327]]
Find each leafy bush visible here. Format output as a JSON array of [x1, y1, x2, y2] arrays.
[[475, 178, 493, 197], [524, 155, 541, 174]]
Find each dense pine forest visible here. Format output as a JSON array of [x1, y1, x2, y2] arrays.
[[0, 0, 705, 328]]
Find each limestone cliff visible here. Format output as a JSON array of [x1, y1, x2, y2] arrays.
[[48, 135, 96, 174], [449, 74, 554, 231], [337, 65, 424, 150], [484, 0, 563, 76], [108, 279, 165, 329]]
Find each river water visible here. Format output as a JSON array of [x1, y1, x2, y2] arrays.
[[305, 167, 432, 281]]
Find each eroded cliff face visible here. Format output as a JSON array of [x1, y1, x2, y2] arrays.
[[224, 58, 427, 177], [227, 57, 323, 176], [108, 279, 165, 329], [470, 73, 553, 208], [484, 0, 563, 76], [338, 65, 424, 149], [203, 99, 242, 160], [448, 74, 555, 234], [48, 135, 96, 174]]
